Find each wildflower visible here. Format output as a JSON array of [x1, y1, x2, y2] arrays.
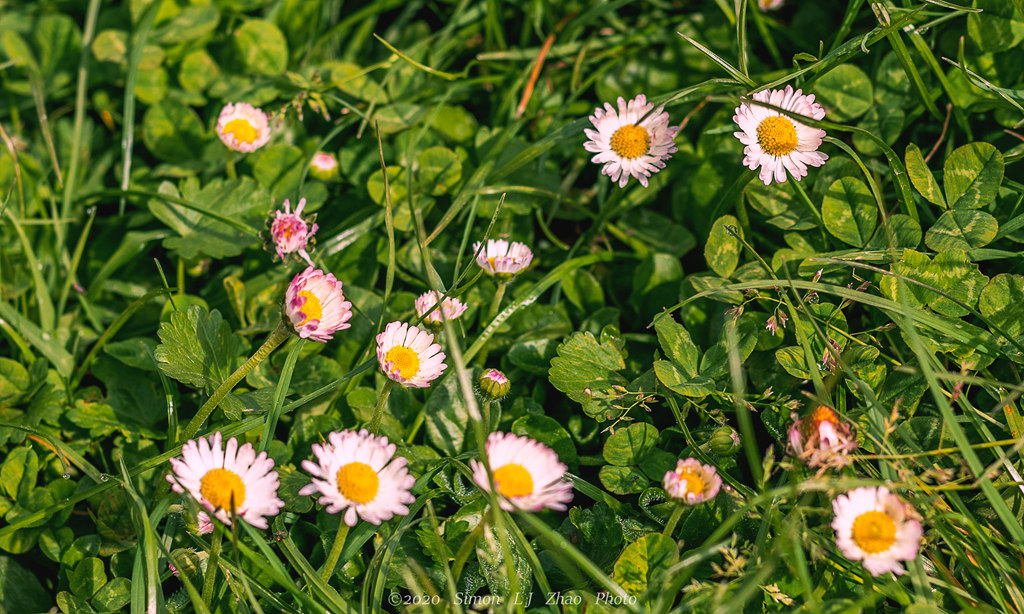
[[732, 85, 828, 185], [473, 239, 533, 278], [375, 321, 447, 388], [309, 152, 339, 181], [477, 369, 510, 401], [283, 266, 353, 342], [820, 338, 842, 373], [196, 511, 214, 535], [414, 290, 468, 327], [788, 405, 857, 469], [298, 429, 415, 527], [166, 432, 284, 529], [583, 94, 680, 187], [216, 102, 271, 153], [831, 486, 923, 576], [471, 432, 573, 512], [268, 198, 317, 266], [663, 458, 722, 504], [766, 310, 789, 335], [758, 0, 784, 9]]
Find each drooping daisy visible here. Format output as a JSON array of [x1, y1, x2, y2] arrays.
[[166, 432, 284, 529], [375, 321, 447, 388], [471, 432, 573, 512], [788, 405, 858, 470], [268, 198, 318, 266], [298, 429, 416, 527], [472, 239, 533, 278], [663, 458, 722, 505], [283, 266, 353, 342], [309, 151, 339, 181], [216, 102, 271, 153], [583, 94, 680, 188], [414, 290, 468, 327], [733, 85, 828, 185], [477, 368, 510, 401], [832, 486, 923, 576]]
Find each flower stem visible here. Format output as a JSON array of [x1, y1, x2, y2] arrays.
[[369, 379, 394, 434], [481, 399, 492, 432], [319, 523, 350, 583], [663, 503, 686, 538], [201, 524, 224, 606], [181, 320, 291, 442]]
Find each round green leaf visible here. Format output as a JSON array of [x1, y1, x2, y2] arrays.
[[852, 106, 904, 157], [91, 577, 131, 612], [92, 30, 127, 63], [141, 100, 204, 162], [613, 533, 679, 597], [867, 214, 921, 249], [704, 215, 742, 277], [967, 0, 1024, 52], [512, 415, 577, 466], [0, 556, 50, 613], [775, 346, 813, 379], [179, 50, 220, 92], [904, 143, 945, 208], [822, 177, 876, 247], [70, 557, 107, 599], [234, 19, 288, 76], [943, 142, 1004, 210], [602, 422, 659, 466], [253, 144, 305, 200], [417, 146, 462, 196], [924, 210, 998, 251], [980, 274, 1024, 339], [599, 465, 649, 495], [813, 64, 873, 121]]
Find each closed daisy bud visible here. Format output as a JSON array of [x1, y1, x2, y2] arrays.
[[663, 458, 722, 505], [414, 290, 468, 328], [471, 432, 573, 512], [473, 239, 533, 279], [477, 369, 510, 401], [375, 321, 447, 388], [709, 426, 741, 456], [788, 405, 858, 470], [166, 432, 284, 529], [216, 102, 271, 153], [732, 85, 828, 185], [832, 486, 923, 576], [298, 429, 416, 527], [267, 198, 317, 266], [309, 152, 339, 181], [583, 94, 680, 188], [283, 267, 353, 342]]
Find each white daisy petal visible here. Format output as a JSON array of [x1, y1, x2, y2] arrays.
[[216, 103, 271, 153], [472, 239, 533, 278], [375, 321, 447, 388], [284, 267, 353, 343], [831, 486, 923, 577], [583, 94, 680, 188], [662, 458, 722, 505], [471, 432, 573, 512]]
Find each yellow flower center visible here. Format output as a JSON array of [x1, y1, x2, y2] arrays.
[[224, 118, 258, 145], [802, 405, 839, 441], [493, 464, 534, 498], [609, 124, 651, 159], [851, 510, 897, 554], [335, 462, 379, 504], [297, 290, 322, 326], [199, 468, 246, 512], [676, 469, 706, 496], [756, 116, 799, 157], [384, 346, 420, 380]]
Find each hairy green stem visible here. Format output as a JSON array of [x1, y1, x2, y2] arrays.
[[181, 320, 291, 442], [662, 503, 686, 538], [369, 379, 394, 434], [202, 525, 224, 606], [319, 523, 350, 583]]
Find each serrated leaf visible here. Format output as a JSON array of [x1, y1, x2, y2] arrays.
[[149, 178, 267, 259], [613, 533, 679, 598], [154, 305, 247, 392], [943, 142, 1004, 210], [905, 143, 945, 208], [705, 215, 742, 277], [549, 331, 627, 406], [822, 177, 876, 247], [653, 360, 715, 399], [924, 209, 998, 251]]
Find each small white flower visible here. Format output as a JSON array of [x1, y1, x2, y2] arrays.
[[216, 102, 271, 153], [269, 198, 317, 266], [832, 486, 923, 576], [309, 152, 339, 181], [473, 239, 533, 278], [298, 429, 416, 527], [414, 290, 468, 326], [758, 0, 784, 10], [663, 458, 722, 504], [583, 94, 680, 188], [166, 432, 284, 529], [283, 267, 353, 342], [733, 85, 828, 185], [471, 432, 573, 512], [375, 321, 447, 388]]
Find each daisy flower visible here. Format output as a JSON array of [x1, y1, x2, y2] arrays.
[[583, 94, 680, 188], [309, 151, 339, 181], [663, 458, 722, 505], [789, 405, 858, 470], [733, 85, 828, 185], [298, 429, 416, 527], [471, 432, 573, 512], [268, 198, 318, 266], [195, 511, 214, 535], [375, 321, 447, 388], [166, 432, 284, 529], [216, 102, 271, 153], [283, 266, 353, 342], [477, 368, 510, 401], [832, 486, 923, 576], [472, 239, 533, 278], [414, 290, 468, 327], [758, 0, 784, 9]]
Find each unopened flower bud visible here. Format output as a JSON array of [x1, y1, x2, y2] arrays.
[[309, 151, 339, 181], [477, 369, 510, 401], [709, 426, 741, 456]]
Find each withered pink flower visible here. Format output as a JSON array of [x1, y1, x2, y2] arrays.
[[788, 405, 857, 470]]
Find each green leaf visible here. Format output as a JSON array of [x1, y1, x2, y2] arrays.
[[154, 5, 219, 45], [568, 503, 624, 570], [813, 64, 873, 121], [70, 557, 106, 599], [149, 178, 267, 259], [0, 556, 50, 613], [775, 346, 814, 379], [618, 209, 696, 258], [179, 50, 220, 92], [417, 146, 462, 196], [852, 106, 904, 157], [698, 314, 760, 378], [512, 415, 577, 467], [905, 143, 945, 208], [867, 214, 922, 249], [925, 209, 998, 251], [0, 358, 30, 407], [598, 465, 649, 495], [654, 314, 700, 377], [548, 332, 627, 416], [980, 274, 1024, 340], [154, 305, 246, 392], [56, 592, 96, 614], [276, 464, 314, 514], [653, 360, 715, 399], [141, 100, 204, 162], [476, 523, 532, 603], [234, 19, 288, 76], [424, 375, 470, 456], [925, 250, 989, 317], [602, 423, 660, 466], [943, 142, 1004, 210], [967, 0, 1024, 52], [612, 533, 679, 598], [704, 215, 742, 277], [822, 177, 876, 247], [253, 144, 306, 201], [562, 269, 605, 313]]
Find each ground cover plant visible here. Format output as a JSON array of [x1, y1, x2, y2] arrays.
[[2, 0, 1024, 611]]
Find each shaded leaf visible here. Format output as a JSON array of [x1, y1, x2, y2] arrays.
[[704, 215, 742, 277], [822, 177, 876, 247], [924, 210, 998, 251], [905, 143, 945, 208]]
